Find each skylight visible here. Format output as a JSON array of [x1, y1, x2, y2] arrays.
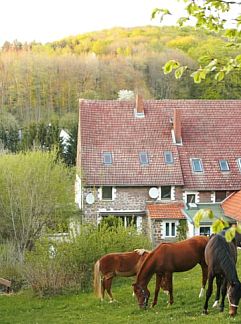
[[237, 158, 241, 172], [139, 152, 149, 165], [164, 151, 174, 164], [103, 152, 112, 165], [219, 160, 229, 171], [191, 158, 203, 172]]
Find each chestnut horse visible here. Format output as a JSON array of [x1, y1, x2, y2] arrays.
[[203, 230, 241, 317], [133, 236, 209, 308], [94, 249, 172, 304]]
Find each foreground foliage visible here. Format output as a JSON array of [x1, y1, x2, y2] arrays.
[[23, 222, 151, 296]]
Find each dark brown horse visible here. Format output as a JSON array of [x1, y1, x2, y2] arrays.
[[133, 236, 209, 308], [203, 230, 241, 317], [94, 249, 172, 304]]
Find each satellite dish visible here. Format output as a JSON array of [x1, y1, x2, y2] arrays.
[[86, 193, 95, 205], [149, 187, 159, 199]]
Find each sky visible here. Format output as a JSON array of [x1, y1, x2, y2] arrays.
[[0, 0, 186, 46]]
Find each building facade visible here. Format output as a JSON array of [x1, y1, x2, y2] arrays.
[[76, 96, 241, 245]]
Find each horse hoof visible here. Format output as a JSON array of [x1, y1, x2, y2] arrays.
[[212, 300, 219, 308], [202, 310, 208, 315]]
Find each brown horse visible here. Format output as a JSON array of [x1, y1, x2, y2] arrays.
[[133, 236, 209, 308], [94, 249, 173, 304]]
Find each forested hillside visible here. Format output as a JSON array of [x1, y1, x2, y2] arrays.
[[0, 25, 240, 126]]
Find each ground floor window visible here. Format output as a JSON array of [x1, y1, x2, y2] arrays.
[[164, 221, 176, 237], [200, 226, 211, 236]]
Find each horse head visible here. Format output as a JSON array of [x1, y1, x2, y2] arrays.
[[132, 283, 150, 309], [227, 281, 241, 317]]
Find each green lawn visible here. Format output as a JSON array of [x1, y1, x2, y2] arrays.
[[1, 255, 241, 324]]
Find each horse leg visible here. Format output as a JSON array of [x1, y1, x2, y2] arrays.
[[199, 262, 208, 298], [166, 272, 174, 305], [219, 278, 227, 312], [212, 275, 222, 308], [104, 277, 114, 302], [151, 273, 162, 307], [203, 273, 214, 314]]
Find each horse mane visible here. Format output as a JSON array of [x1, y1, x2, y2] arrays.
[[210, 232, 237, 282], [134, 249, 150, 256]]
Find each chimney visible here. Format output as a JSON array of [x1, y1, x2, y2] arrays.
[[135, 94, 144, 118], [173, 109, 182, 144]]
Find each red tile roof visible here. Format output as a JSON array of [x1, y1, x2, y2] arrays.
[[79, 99, 184, 186], [147, 202, 185, 219], [221, 190, 241, 222], [78, 99, 241, 189]]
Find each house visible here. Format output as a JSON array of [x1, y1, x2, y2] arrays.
[[76, 96, 241, 245]]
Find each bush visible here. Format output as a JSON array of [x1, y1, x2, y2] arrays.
[[24, 221, 151, 296], [0, 242, 26, 291]]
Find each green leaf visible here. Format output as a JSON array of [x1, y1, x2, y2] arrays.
[[151, 8, 161, 19], [215, 71, 225, 81], [163, 60, 180, 74], [194, 209, 204, 227], [235, 54, 241, 64], [203, 209, 214, 219], [225, 227, 236, 242], [174, 66, 187, 79], [212, 219, 225, 234]]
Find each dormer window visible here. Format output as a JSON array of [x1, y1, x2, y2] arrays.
[[237, 158, 241, 172], [191, 158, 203, 172], [219, 160, 229, 172], [164, 151, 174, 164], [103, 152, 112, 165], [139, 152, 149, 165]]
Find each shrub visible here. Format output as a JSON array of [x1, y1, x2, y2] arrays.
[[24, 221, 151, 296], [0, 242, 26, 291]]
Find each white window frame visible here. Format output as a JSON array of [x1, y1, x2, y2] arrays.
[[219, 159, 229, 172], [199, 225, 211, 236], [183, 191, 199, 204], [98, 187, 116, 201], [139, 152, 149, 165], [191, 158, 203, 173], [162, 220, 178, 238]]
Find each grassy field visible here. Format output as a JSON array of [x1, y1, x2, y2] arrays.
[[1, 256, 241, 324]]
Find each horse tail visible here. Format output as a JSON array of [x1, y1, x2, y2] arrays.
[[94, 260, 102, 299]]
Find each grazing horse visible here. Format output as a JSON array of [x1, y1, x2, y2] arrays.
[[93, 249, 172, 304], [203, 230, 241, 317], [132, 236, 209, 309]]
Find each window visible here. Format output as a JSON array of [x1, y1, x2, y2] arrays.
[[215, 191, 226, 202], [161, 186, 171, 200], [186, 194, 196, 204], [237, 158, 241, 172], [165, 222, 176, 237], [103, 152, 112, 165], [200, 226, 211, 236], [139, 152, 149, 165], [219, 160, 229, 171], [191, 158, 203, 172], [164, 151, 173, 164], [102, 187, 113, 200]]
